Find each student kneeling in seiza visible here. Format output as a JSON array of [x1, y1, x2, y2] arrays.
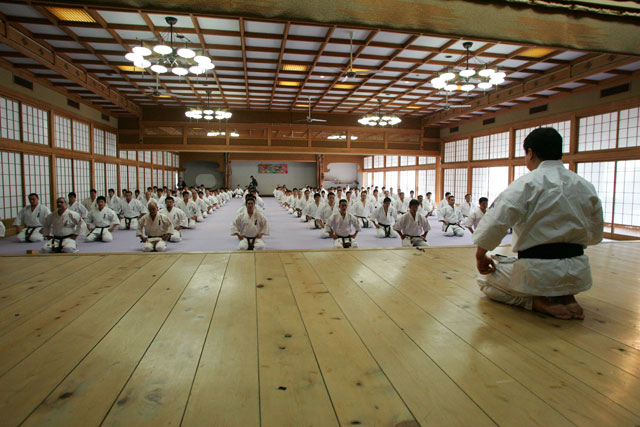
[[231, 196, 269, 250], [473, 128, 603, 320], [137, 202, 173, 252], [86, 196, 120, 242], [325, 199, 361, 249], [394, 199, 430, 247]]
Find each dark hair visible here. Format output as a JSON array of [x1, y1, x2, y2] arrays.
[[409, 199, 419, 208], [90, 189, 97, 194], [426, 192, 432, 196], [245, 195, 256, 204], [339, 199, 347, 205], [314, 192, 320, 198], [68, 192, 76, 198], [328, 192, 335, 197], [28, 193, 39, 199], [383, 197, 391, 204], [465, 194, 471, 198], [523, 127, 563, 160], [183, 191, 190, 196], [166, 196, 174, 202], [479, 197, 488, 204], [97, 196, 106, 202], [108, 188, 115, 193], [448, 194, 455, 200], [445, 192, 451, 197]]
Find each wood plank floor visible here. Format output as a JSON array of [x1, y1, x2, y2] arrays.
[[0, 242, 639, 426]]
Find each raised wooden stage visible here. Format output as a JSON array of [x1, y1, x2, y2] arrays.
[[0, 243, 639, 426]]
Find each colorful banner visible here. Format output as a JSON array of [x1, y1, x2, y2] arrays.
[[258, 163, 288, 174]]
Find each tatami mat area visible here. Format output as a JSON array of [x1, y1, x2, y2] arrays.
[[0, 197, 512, 254], [0, 243, 638, 426]]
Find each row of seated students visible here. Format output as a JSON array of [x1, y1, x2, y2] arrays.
[[271, 185, 490, 248], [7, 186, 235, 253]]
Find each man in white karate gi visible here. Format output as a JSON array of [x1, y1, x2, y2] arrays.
[[438, 192, 451, 211], [175, 191, 198, 228], [14, 193, 50, 242], [351, 191, 373, 228], [315, 192, 339, 237], [107, 188, 122, 213], [424, 192, 435, 217], [460, 194, 474, 218], [325, 199, 360, 249], [86, 196, 120, 242], [303, 193, 323, 225], [41, 197, 85, 253], [119, 191, 148, 230], [68, 192, 88, 220], [396, 191, 410, 215], [137, 201, 173, 252], [466, 197, 488, 234], [160, 196, 187, 242], [82, 189, 98, 212], [372, 197, 399, 238], [231, 196, 269, 250], [394, 199, 430, 247], [438, 195, 465, 237], [474, 128, 603, 320]]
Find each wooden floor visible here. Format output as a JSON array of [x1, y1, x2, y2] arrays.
[[0, 243, 639, 426]]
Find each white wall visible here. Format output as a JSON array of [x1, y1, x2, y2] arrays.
[[231, 161, 316, 192], [323, 162, 359, 187], [183, 161, 224, 189]]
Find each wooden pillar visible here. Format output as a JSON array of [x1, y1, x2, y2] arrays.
[[224, 152, 231, 188]]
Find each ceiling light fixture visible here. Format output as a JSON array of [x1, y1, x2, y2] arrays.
[[185, 90, 232, 121], [124, 16, 215, 77], [358, 100, 402, 127], [207, 130, 239, 137], [430, 42, 506, 93]]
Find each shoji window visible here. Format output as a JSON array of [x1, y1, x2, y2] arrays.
[[22, 104, 49, 145], [119, 150, 126, 159], [385, 171, 398, 189], [373, 155, 384, 168], [577, 162, 615, 226], [444, 139, 469, 162], [472, 135, 490, 161], [443, 168, 467, 200], [418, 156, 436, 165], [417, 169, 436, 196], [578, 112, 618, 152], [513, 165, 528, 181], [119, 165, 129, 191], [93, 128, 105, 155], [55, 157, 73, 199], [54, 116, 72, 150], [94, 161, 106, 197], [153, 169, 161, 186], [489, 132, 509, 159], [72, 160, 90, 201], [106, 163, 117, 192], [144, 151, 151, 163], [399, 156, 416, 166], [73, 121, 90, 152], [105, 131, 117, 157], [1, 96, 21, 141], [152, 151, 159, 165], [165, 170, 172, 188], [128, 151, 137, 161], [128, 166, 137, 192], [373, 171, 384, 188], [363, 172, 372, 187], [364, 156, 373, 169], [613, 160, 640, 229], [24, 154, 50, 208], [0, 151, 23, 218], [386, 156, 398, 167], [472, 166, 509, 204], [399, 170, 415, 193], [618, 107, 639, 148], [515, 120, 571, 157], [164, 152, 171, 166], [144, 167, 151, 189]]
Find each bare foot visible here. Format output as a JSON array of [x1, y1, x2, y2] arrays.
[[558, 295, 585, 320], [532, 296, 573, 320]]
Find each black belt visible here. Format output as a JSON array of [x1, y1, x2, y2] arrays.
[[51, 234, 74, 252], [357, 216, 369, 227], [398, 211, 406, 215], [381, 224, 392, 237], [147, 235, 164, 238], [92, 226, 108, 241], [338, 235, 352, 248], [518, 243, 584, 260], [245, 236, 257, 250], [124, 217, 137, 229], [313, 219, 322, 229], [25, 226, 40, 240]]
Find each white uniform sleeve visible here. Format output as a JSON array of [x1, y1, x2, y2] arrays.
[[473, 183, 527, 251]]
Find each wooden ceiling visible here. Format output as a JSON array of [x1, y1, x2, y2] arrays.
[[0, 1, 638, 126]]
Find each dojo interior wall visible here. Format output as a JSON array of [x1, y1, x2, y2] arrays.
[[0, 78, 180, 235], [231, 161, 316, 190]]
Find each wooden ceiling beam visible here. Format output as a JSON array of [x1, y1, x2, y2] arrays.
[[269, 22, 290, 109], [0, 14, 140, 115]]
